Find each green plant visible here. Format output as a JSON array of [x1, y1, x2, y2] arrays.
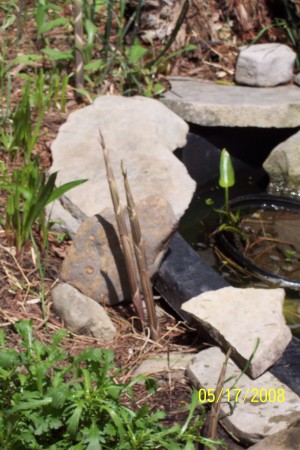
[[21, 69, 70, 113], [0, 321, 223, 449], [10, 81, 45, 160], [0, 157, 87, 253], [251, 1, 300, 66], [206, 148, 242, 237], [219, 148, 235, 223], [72, 0, 195, 97]]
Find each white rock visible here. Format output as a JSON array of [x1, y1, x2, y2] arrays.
[[49, 95, 194, 237], [235, 43, 296, 87], [182, 287, 292, 378], [187, 347, 300, 446], [52, 283, 116, 340], [263, 130, 300, 197]]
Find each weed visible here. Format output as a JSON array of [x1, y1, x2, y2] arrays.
[[0, 157, 87, 253], [0, 321, 222, 449]]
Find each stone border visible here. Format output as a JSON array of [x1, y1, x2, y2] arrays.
[[155, 232, 300, 396]]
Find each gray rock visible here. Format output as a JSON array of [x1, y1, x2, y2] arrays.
[[295, 73, 300, 87], [182, 287, 292, 378], [49, 95, 194, 237], [60, 195, 176, 305], [52, 283, 116, 340], [235, 43, 296, 87], [161, 77, 300, 127], [187, 346, 300, 446], [248, 414, 300, 449], [263, 130, 300, 197]]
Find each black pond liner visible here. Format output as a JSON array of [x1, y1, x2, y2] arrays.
[[216, 194, 300, 291]]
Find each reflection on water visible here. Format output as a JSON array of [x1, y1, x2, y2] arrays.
[[268, 180, 300, 199]]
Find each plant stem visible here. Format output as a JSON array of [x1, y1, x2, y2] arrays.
[[225, 186, 229, 222], [73, 0, 84, 95], [100, 132, 145, 322], [122, 162, 159, 341]]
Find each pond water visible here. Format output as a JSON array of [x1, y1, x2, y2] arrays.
[[177, 127, 300, 337]]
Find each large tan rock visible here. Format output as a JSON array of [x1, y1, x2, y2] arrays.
[[49, 95, 194, 237], [60, 195, 176, 305], [182, 287, 292, 378]]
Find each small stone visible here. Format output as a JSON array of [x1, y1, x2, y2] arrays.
[[235, 43, 296, 87], [52, 283, 116, 340], [182, 287, 292, 378], [187, 347, 300, 446], [294, 73, 300, 86]]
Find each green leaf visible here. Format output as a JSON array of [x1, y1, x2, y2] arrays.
[[86, 421, 101, 450], [13, 54, 43, 64], [67, 403, 84, 437], [84, 60, 104, 72], [205, 198, 214, 206], [11, 397, 52, 411], [128, 44, 148, 64], [84, 19, 98, 45], [42, 48, 73, 61], [100, 405, 126, 440], [219, 148, 235, 188], [106, 385, 123, 399], [0, 349, 19, 370], [46, 177, 88, 204], [74, 88, 93, 103], [145, 377, 158, 394], [40, 18, 69, 34]]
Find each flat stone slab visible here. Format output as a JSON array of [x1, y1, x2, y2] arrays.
[[187, 347, 300, 446], [182, 287, 292, 378], [161, 77, 300, 128]]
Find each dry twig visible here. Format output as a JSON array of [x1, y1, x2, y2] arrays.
[[99, 132, 145, 322], [121, 162, 159, 341]]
